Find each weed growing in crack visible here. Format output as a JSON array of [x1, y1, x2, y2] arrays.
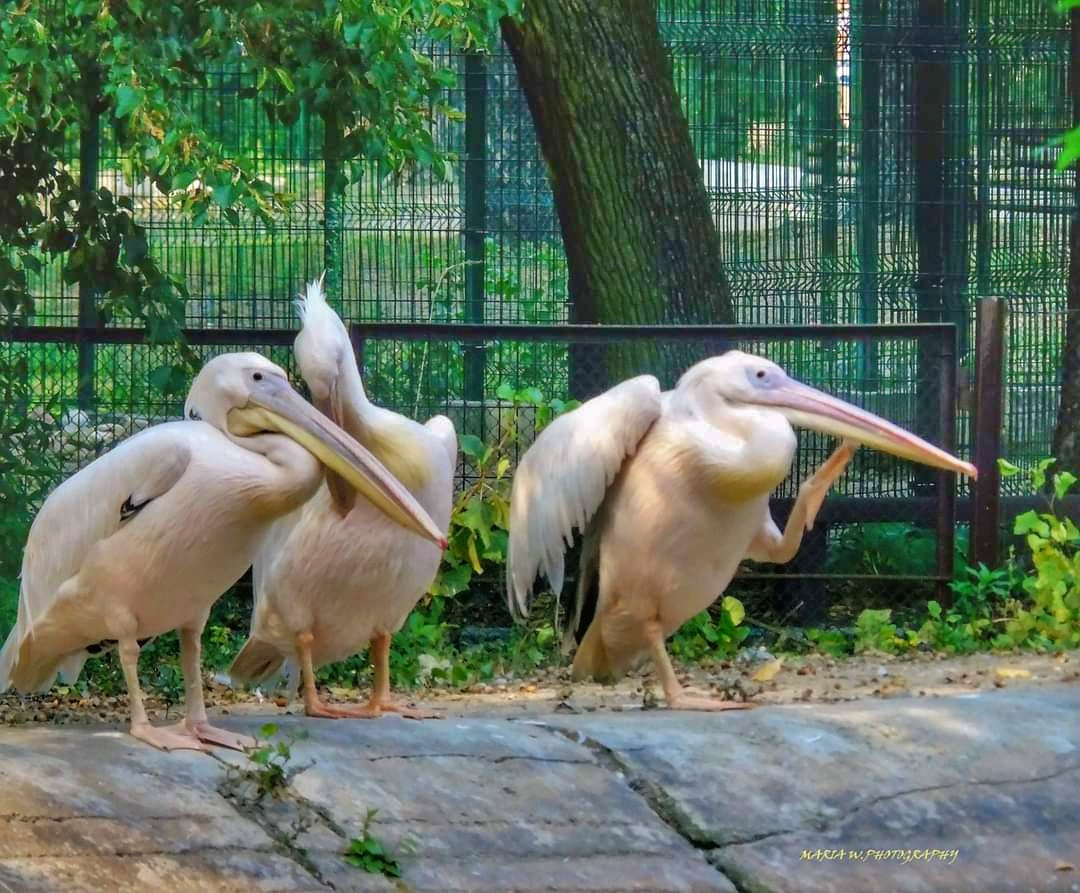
[[344, 808, 415, 878], [228, 722, 312, 802]]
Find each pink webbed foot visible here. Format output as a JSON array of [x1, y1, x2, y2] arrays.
[[130, 722, 208, 752]]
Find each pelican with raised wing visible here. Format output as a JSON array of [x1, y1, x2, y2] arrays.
[[0, 352, 445, 750], [229, 279, 457, 719], [507, 352, 976, 710]]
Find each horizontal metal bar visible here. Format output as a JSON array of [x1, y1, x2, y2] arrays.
[[770, 494, 1079, 525], [351, 322, 956, 342], [1, 321, 958, 347], [0, 326, 297, 346]]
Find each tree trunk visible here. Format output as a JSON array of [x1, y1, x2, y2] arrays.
[[501, 0, 733, 330], [1053, 8, 1080, 473]]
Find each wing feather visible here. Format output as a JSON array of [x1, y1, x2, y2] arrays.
[[506, 376, 662, 619], [0, 424, 192, 691]]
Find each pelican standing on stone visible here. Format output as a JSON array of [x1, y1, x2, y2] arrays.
[[507, 352, 977, 709], [229, 280, 457, 718], [0, 352, 444, 750]]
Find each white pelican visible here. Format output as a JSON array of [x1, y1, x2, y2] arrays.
[[507, 352, 976, 710], [229, 280, 456, 719], [0, 352, 444, 750]]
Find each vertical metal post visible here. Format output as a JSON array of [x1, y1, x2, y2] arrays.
[[463, 52, 487, 409], [935, 324, 959, 606], [973, 0, 991, 297], [912, 0, 949, 494], [856, 0, 881, 386], [970, 297, 1006, 568], [323, 111, 344, 300], [77, 62, 100, 411], [816, 0, 839, 327], [349, 323, 365, 376]]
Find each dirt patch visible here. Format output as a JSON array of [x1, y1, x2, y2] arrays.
[[3, 648, 1078, 727]]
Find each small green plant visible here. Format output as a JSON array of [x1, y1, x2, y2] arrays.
[[431, 383, 579, 600], [805, 627, 853, 657], [853, 608, 917, 654], [917, 563, 1018, 653], [343, 808, 414, 878], [669, 596, 750, 661], [994, 458, 1080, 649], [236, 723, 310, 802]]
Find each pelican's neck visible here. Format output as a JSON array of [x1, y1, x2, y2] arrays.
[[669, 391, 797, 501], [334, 355, 431, 492], [234, 430, 323, 515]]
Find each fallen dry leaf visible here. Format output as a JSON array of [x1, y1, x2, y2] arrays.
[[752, 657, 785, 682], [995, 667, 1033, 681], [1056, 861, 1075, 872]]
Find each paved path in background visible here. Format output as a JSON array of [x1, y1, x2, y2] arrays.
[[1, 688, 1079, 893]]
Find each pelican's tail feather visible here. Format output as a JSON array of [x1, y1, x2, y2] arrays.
[[228, 637, 286, 686], [0, 627, 17, 692], [55, 651, 88, 686]]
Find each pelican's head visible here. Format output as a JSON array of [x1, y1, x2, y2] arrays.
[[294, 274, 352, 409], [184, 352, 447, 547], [680, 350, 977, 478]]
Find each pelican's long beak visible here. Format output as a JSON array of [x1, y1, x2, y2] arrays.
[[758, 378, 977, 478], [230, 377, 448, 547]]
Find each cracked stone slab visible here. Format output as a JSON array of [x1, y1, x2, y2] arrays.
[[0, 727, 321, 892], [216, 715, 734, 892], [548, 688, 1080, 893]]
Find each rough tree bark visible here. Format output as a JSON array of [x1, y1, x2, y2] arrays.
[[501, 0, 733, 328], [1053, 8, 1080, 472]]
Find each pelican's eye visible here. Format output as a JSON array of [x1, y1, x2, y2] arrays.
[[188, 407, 201, 421], [755, 369, 767, 380], [253, 372, 263, 381]]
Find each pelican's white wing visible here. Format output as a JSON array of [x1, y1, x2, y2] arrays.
[[0, 424, 192, 691], [506, 375, 662, 618]]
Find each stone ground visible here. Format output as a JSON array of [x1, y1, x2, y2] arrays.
[[1, 685, 1079, 893]]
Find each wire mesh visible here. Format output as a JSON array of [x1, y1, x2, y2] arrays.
[[3, 2, 1074, 614]]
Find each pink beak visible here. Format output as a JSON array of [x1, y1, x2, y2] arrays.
[[757, 378, 977, 479]]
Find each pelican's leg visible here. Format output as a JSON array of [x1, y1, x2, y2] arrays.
[[167, 623, 255, 751], [119, 637, 206, 751], [297, 630, 368, 719], [362, 632, 441, 720], [751, 440, 859, 565], [645, 621, 752, 712]]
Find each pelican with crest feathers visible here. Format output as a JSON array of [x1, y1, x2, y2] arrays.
[[0, 352, 444, 750], [507, 352, 977, 710], [228, 279, 457, 719]]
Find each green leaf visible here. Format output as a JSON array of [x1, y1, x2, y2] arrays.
[[927, 600, 942, 619], [996, 458, 1020, 478], [1033, 458, 1056, 491], [516, 386, 544, 405], [114, 85, 141, 119], [273, 67, 296, 93], [721, 595, 745, 626], [459, 433, 485, 459], [496, 382, 515, 400], [1014, 510, 1050, 537], [1054, 471, 1077, 501]]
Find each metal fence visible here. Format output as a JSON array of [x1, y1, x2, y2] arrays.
[[19, 2, 1075, 458], [2, 2, 1076, 615], [2, 319, 962, 622]]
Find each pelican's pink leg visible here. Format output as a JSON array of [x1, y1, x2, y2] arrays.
[[645, 621, 753, 712], [119, 637, 207, 751], [167, 623, 255, 751], [360, 632, 441, 720], [297, 630, 371, 718]]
